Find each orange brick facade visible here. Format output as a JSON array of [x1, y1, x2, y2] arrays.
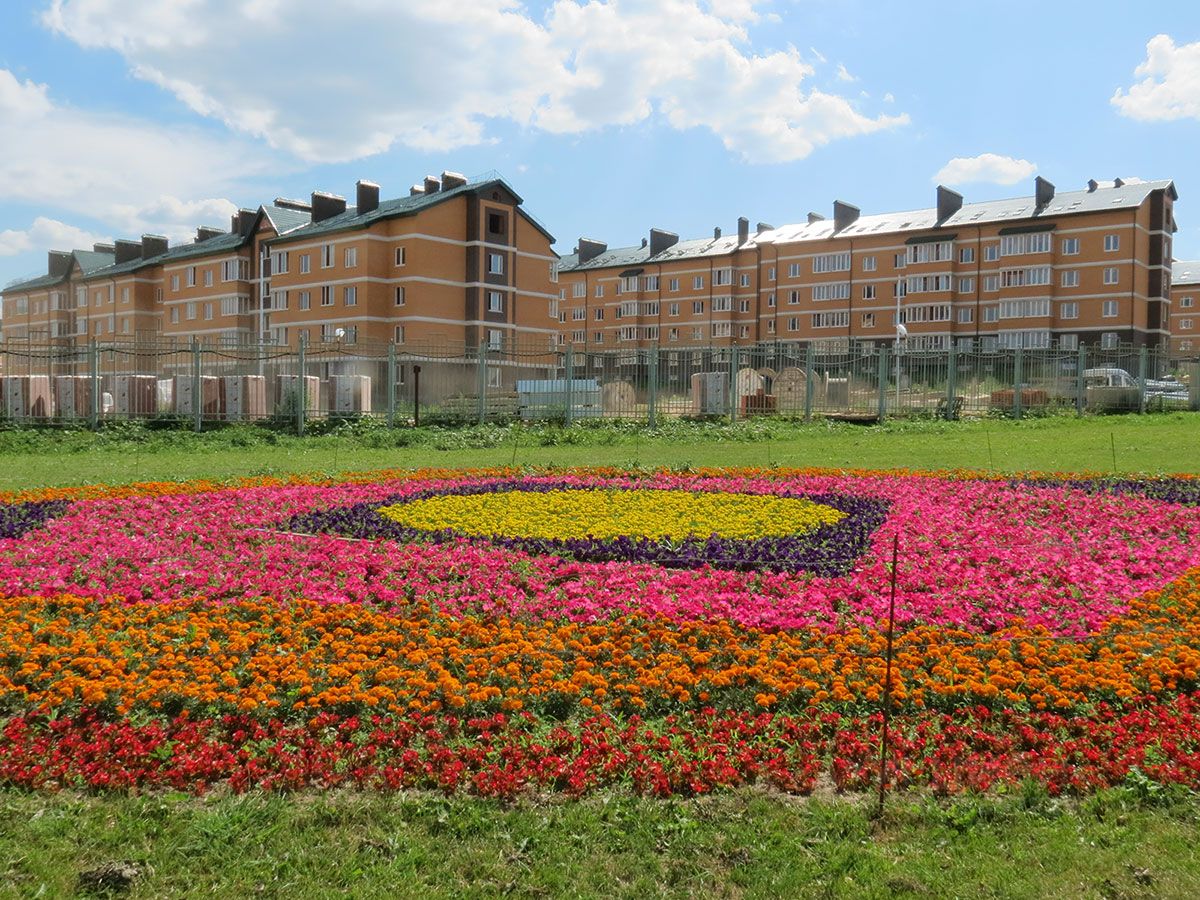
[[556, 178, 1178, 355], [2, 174, 1188, 358], [1, 174, 558, 354], [1169, 260, 1200, 358]]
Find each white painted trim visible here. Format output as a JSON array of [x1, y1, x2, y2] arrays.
[[266, 229, 557, 262]]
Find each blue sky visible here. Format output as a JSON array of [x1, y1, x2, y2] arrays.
[[2, 0, 1198, 289]]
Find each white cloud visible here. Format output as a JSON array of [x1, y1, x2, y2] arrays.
[[1112, 34, 1200, 121], [108, 197, 240, 245], [42, 0, 907, 164], [933, 153, 1037, 186], [836, 63, 857, 82], [0, 66, 276, 278], [0, 216, 109, 258]]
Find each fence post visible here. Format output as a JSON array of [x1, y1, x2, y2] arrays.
[[945, 342, 958, 420], [564, 344, 575, 426], [804, 343, 815, 422], [1137, 346, 1148, 414], [88, 340, 100, 431], [191, 338, 202, 433], [1076, 344, 1087, 416], [386, 341, 397, 428], [727, 347, 738, 424], [476, 340, 488, 425], [296, 333, 308, 437], [647, 346, 659, 428], [1013, 346, 1024, 420], [876, 346, 888, 422]]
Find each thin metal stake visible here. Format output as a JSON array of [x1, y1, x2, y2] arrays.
[[1111, 432, 1118, 472], [875, 533, 900, 821]]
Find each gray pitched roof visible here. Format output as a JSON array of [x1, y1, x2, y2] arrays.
[[2, 272, 65, 293], [76, 231, 251, 282], [560, 234, 743, 272], [73, 249, 116, 274], [263, 204, 313, 234], [759, 179, 1176, 245], [1172, 260, 1200, 286], [561, 179, 1176, 273], [269, 176, 554, 245], [4, 248, 115, 293]]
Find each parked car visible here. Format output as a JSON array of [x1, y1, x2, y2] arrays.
[[1083, 368, 1188, 402]]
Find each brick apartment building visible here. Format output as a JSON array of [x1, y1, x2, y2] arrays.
[[1169, 260, 1200, 357], [1, 172, 560, 354], [556, 177, 1178, 354]]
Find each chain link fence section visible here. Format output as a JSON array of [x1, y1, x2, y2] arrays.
[[0, 338, 1196, 429]]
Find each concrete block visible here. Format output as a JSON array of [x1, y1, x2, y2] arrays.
[[222, 375, 268, 421], [114, 375, 158, 416], [3, 375, 53, 419], [275, 375, 320, 417], [54, 376, 93, 419], [331, 374, 372, 414], [173, 375, 222, 418]]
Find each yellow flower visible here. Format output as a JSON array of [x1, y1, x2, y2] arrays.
[[378, 489, 845, 540]]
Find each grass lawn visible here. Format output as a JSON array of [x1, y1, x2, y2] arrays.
[[3, 414, 1200, 898], [2, 412, 1199, 490], [3, 788, 1198, 898]]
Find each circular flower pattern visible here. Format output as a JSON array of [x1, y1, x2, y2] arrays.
[[377, 487, 845, 540], [295, 480, 889, 575], [2, 467, 1200, 799]]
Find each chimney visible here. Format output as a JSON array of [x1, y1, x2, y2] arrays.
[[93, 243, 115, 255], [713, 227, 722, 240], [274, 197, 312, 212], [578, 238, 608, 264], [1114, 177, 1125, 188], [641, 238, 648, 248], [1087, 179, 1099, 192], [195, 226, 224, 243], [737, 217, 750, 245], [756, 222, 773, 234], [423, 176, 441, 194], [1034, 176, 1055, 208], [48, 250, 73, 278], [936, 185, 964, 221], [649, 228, 678, 256], [356, 180, 380, 215], [311, 191, 347, 223], [236, 209, 257, 236], [832, 201, 860, 232], [807, 212, 826, 224], [410, 184, 425, 196], [141, 234, 169, 258], [114, 239, 143, 264], [441, 171, 468, 190]]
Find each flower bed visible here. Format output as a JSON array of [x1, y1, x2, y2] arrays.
[[1, 467, 1199, 798]]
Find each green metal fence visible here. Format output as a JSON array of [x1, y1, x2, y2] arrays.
[[0, 337, 1196, 429]]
